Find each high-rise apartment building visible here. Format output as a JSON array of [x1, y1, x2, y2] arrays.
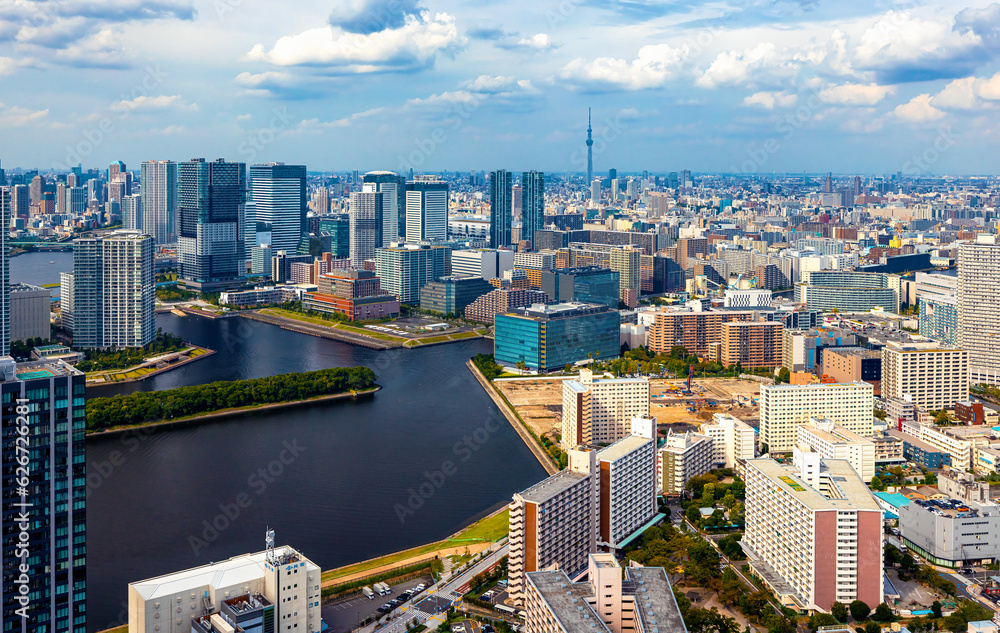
[[881, 340, 968, 411], [66, 186, 86, 215], [69, 231, 155, 349], [700, 413, 756, 468], [521, 171, 544, 249], [129, 540, 322, 633], [11, 184, 29, 218], [743, 458, 883, 612], [609, 246, 640, 308], [561, 369, 649, 449], [122, 194, 142, 231], [658, 430, 715, 494], [1, 357, 88, 633], [759, 382, 874, 453], [451, 248, 514, 281], [489, 170, 513, 249], [375, 243, 451, 304], [796, 419, 876, 483], [248, 163, 307, 253], [465, 287, 548, 324], [405, 176, 448, 243], [646, 309, 756, 356], [958, 234, 1000, 384], [720, 320, 783, 368], [178, 158, 246, 291], [349, 189, 384, 267], [0, 189, 8, 355], [10, 283, 51, 343], [363, 171, 405, 243]]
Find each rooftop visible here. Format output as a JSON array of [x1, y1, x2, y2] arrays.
[[625, 566, 688, 633], [823, 347, 882, 359], [130, 546, 310, 601], [517, 470, 590, 504], [746, 458, 881, 512], [597, 435, 653, 463]]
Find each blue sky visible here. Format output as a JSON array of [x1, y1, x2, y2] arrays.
[[3, 0, 1000, 174]]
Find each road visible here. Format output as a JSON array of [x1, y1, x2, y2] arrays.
[[354, 540, 510, 633]]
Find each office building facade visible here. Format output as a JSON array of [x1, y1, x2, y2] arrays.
[[521, 171, 544, 249], [178, 158, 246, 291], [1, 358, 88, 633], [375, 244, 451, 304], [489, 170, 513, 249], [302, 269, 400, 321], [349, 190, 384, 267], [10, 283, 51, 343], [249, 163, 307, 253], [494, 303, 619, 372], [363, 171, 405, 243], [405, 176, 448, 243], [539, 267, 619, 309], [419, 276, 492, 316]]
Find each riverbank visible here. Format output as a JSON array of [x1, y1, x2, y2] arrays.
[[85, 345, 215, 385], [321, 506, 508, 587], [466, 359, 558, 475], [244, 310, 401, 349], [86, 386, 379, 437]]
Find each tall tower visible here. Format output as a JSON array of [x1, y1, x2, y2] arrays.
[[489, 170, 513, 249], [248, 163, 307, 253], [586, 108, 594, 191]]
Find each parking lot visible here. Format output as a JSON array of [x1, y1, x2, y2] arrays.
[[885, 569, 946, 609], [322, 575, 434, 633]]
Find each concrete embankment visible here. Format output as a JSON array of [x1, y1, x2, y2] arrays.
[[466, 360, 558, 476], [240, 312, 401, 349]]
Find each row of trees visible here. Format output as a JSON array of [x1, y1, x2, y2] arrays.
[[87, 366, 378, 429], [473, 353, 504, 381]]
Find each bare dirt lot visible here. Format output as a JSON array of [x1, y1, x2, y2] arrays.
[[495, 378, 567, 441]]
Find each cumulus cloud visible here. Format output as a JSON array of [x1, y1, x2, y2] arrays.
[[927, 72, 1000, 110], [559, 43, 690, 90], [234, 71, 321, 99], [819, 83, 895, 106], [0, 102, 48, 126], [516, 33, 556, 51], [114, 94, 198, 111], [742, 91, 797, 109], [853, 10, 986, 83], [406, 75, 540, 111], [247, 11, 464, 73], [696, 43, 805, 89], [893, 94, 946, 122], [293, 108, 386, 132]]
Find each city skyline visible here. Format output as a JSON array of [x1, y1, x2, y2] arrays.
[[1, 0, 999, 173]]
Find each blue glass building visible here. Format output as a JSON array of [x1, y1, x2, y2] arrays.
[[1, 358, 87, 633], [539, 267, 620, 309], [494, 303, 620, 371], [919, 296, 958, 347]]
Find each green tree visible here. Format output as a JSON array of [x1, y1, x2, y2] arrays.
[[870, 475, 883, 491], [931, 601, 942, 619], [686, 505, 702, 524], [872, 603, 894, 622], [864, 623, 880, 633], [776, 367, 791, 384], [831, 601, 848, 623], [850, 600, 871, 622], [809, 613, 839, 631], [873, 408, 887, 420], [684, 608, 740, 633]]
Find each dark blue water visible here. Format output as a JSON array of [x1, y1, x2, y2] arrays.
[[86, 314, 544, 631], [10, 250, 74, 287]]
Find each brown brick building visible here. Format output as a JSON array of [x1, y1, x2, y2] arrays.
[[720, 321, 783, 368], [647, 310, 756, 356]]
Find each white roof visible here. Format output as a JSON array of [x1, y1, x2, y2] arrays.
[[131, 546, 303, 601]]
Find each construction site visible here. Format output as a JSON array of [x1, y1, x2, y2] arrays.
[[494, 373, 761, 443]]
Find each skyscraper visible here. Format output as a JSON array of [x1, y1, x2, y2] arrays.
[[11, 184, 29, 218], [590, 179, 600, 204], [349, 189, 384, 267], [521, 171, 544, 250], [489, 170, 513, 249], [140, 160, 178, 244], [69, 230, 155, 349], [29, 175, 44, 212], [109, 160, 126, 182], [958, 234, 1000, 384], [363, 171, 405, 244], [585, 108, 593, 189], [122, 194, 142, 231], [405, 176, 448, 243], [178, 158, 246, 291], [248, 163, 307, 253], [0, 356, 88, 633], [0, 188, 8, 355]]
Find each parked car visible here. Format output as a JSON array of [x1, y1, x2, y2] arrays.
[[452, 625, 466, 633]]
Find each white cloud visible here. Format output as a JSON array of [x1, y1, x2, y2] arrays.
[[559, 43, 690, 90], [853, 10, 985, 83], [696, 43, 802, 89], [742, 91, 797, 109], [295, 107, 386, 130], [516, 33, 555, 51], [0, 102, 48, 126], [978, 72, 1000, 100], [893, 94, 946, 122], [246, 11, 464, 73], [149, 125, 186, 135], [0, 56, 18, 75], [819, 83, 895, 106], [931, 77, 979, 110], [114, 94, 198, 111]]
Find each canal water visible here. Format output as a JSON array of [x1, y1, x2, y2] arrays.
[[85, 314, 546, 631], [10, 250, 74, 287]]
